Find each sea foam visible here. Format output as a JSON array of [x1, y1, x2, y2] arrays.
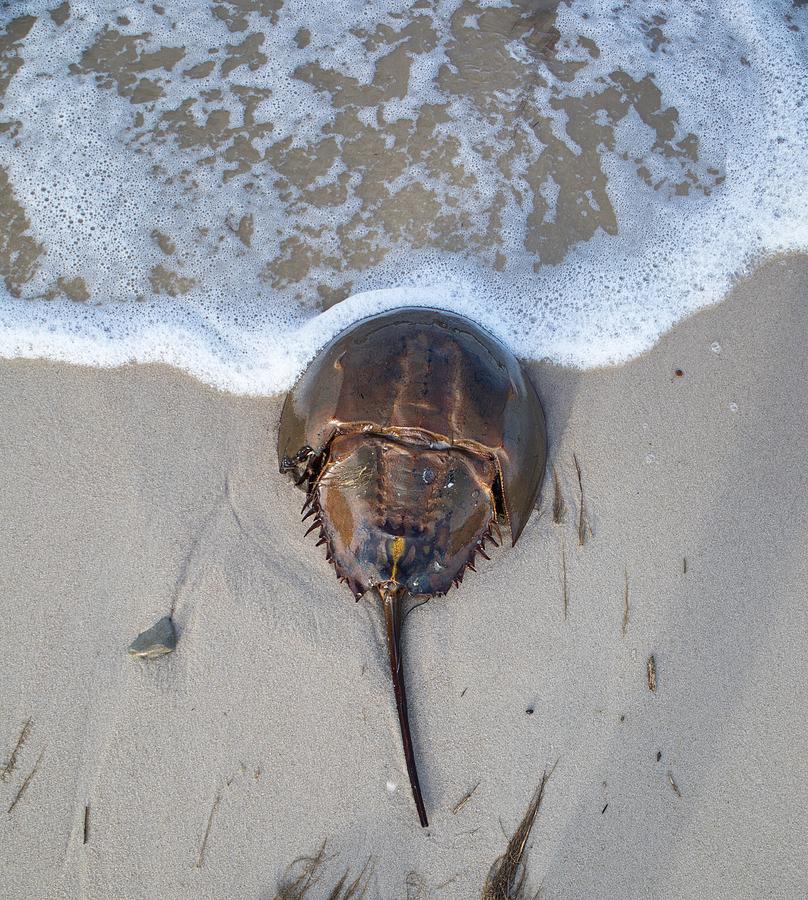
[[0, 0, 806, 394]]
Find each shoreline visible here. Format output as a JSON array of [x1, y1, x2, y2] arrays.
[[1, 254, 807, 899]]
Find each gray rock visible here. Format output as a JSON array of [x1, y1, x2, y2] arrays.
[[128, 616, 177, 659]]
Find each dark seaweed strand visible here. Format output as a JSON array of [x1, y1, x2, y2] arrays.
[[482, 763, 556, 900]]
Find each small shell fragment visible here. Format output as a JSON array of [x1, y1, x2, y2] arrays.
[[128, 616, 177, 659]]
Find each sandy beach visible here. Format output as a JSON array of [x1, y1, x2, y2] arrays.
[[1, 254, 806, 898]]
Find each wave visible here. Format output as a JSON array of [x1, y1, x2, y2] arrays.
[[0, 0, 806, 393]]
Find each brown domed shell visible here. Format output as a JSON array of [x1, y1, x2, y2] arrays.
[[278, 308, 546, 543]]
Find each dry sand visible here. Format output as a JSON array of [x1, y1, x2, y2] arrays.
[[1, 255, 807, 898]]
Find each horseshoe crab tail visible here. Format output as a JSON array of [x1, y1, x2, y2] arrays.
[[380, 584, 428, 828]]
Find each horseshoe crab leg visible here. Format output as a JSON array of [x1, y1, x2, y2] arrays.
[[380, 585, 428, 828]]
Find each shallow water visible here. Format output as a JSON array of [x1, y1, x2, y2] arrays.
[[0, 0, 806, 393]]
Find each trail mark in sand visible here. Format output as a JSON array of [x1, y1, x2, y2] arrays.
[[552, 466, 565, 524], [573, 454, 591, 545], [195, 792, 221, 868], [7, 746, 45, 814], [1, 717, 32, 782], [561, 536, 569, 620]]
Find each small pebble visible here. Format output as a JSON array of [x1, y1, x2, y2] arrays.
[[128, 615, 177, 659]]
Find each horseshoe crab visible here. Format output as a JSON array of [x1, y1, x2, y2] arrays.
[[278, 309, 546, 827]]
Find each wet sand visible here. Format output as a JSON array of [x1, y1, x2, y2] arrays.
[[1, 255, 807, 898]]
